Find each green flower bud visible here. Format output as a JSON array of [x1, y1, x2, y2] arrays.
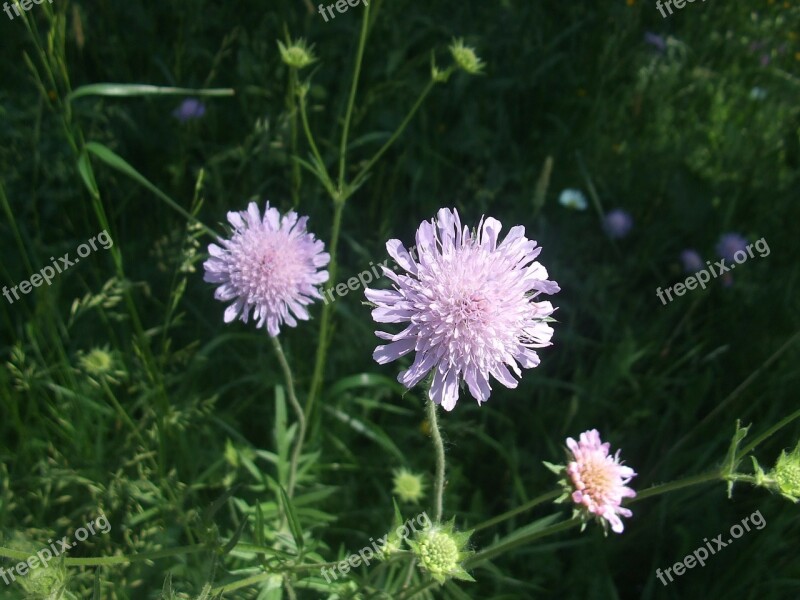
[[770, 441, 800, 502], [18, 558, 75, 600], [78, 347, 114, 377], [448, 39, 485, 75], [277, 39, 317, 70], [408, 519, 474, 584], [392, 468, 426, 504]]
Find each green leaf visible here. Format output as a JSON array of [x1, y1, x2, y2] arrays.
[[67, 83, 234, 103], [323, 405, 405, 461], [278, 486, 305, 552], [220, 518, 249, 557], [83, 142, 218, 238], [77, 152, 100, 197], [203, 484, 242, 524]]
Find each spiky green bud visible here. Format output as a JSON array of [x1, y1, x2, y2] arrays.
[[770, 441, 800, 502], [18, 558, 75, 600], [408, 519, 474, 584], [448, 39, 485, 75], [392, 468, 426, 504], [277, 39, 317, 70]]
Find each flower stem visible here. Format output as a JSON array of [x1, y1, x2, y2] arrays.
[[472, 489, 561, 532], [337, 0, 371, 191], [288, 68, 301, 207], [305, 198, 345, 425], [0, 544, 206, 567], [350, 78, 437, 191], [426, 399, 446, 522], [270, 335, 305, 498], [631, 470, 721, 503], [466, 517, 581, 568], [736, 405, 800, 461]]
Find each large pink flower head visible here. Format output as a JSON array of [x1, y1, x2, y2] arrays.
[[560, 429, 637, 534], [203, 201, 329, 337], [365, 208, 559, 411]]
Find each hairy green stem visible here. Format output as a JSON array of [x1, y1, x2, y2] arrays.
[[426, 399, 446, 522], [270, 336, 305, 498], [631, 470, 721, 503]]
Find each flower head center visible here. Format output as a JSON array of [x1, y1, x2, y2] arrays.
[[230, 234, 303, 301], [573, 457, 615, 501], [420, 532, 459, 573]]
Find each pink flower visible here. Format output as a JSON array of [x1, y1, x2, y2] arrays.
[[365, 208, 559, 411], [203, 201, 329, 337], [566, 429, 636, 534]]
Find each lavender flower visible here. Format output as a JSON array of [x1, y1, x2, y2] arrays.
[[715, 233, 748, 263], [644, 32, 666, 53], [173, 98, 206, 122], [203, 202, 329, 337], [680, 249, 704, 273], [603, 209, 633, 239], [365, 208, 559, 411]]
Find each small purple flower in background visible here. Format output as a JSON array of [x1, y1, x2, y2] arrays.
[[173, 98, 206, 122], [680, 249, 704, 273], [644, 32, 666, 53], [715, 232, 748, 263], [720, 272, 734, 288], [603, 209, 633, 239], [203, 202, 330, 337], [760, 54, 771, 67], [366, 208, 560, 411]]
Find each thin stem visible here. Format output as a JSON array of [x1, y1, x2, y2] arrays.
[[631, 470, 721, 503], [288, 69, 301, 207], [298, 90, 330, 186], [305, 199, 345, 422], [465, 517, 581, 568], [0, 544, 206, 567], [337, 0, 371, 190], [270, 336, 306, 498], [426, 399, 445, 522], [350, 78, 437, 191], [737, 405, 800, 461], [472, 489, 561, 533]]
